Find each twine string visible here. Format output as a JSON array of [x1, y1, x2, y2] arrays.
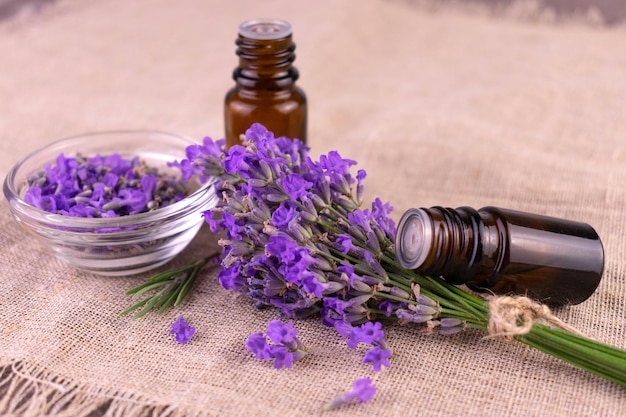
[[486, 296, 585, 339]]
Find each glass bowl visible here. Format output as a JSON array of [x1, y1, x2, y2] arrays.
[[3, 130, 217, 276]]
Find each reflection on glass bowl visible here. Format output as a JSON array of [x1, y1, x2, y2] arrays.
[[3, 130, 217, 276]]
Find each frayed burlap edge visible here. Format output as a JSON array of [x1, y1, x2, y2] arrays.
[[0, 361, 204, 417]]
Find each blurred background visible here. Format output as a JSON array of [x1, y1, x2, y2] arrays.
[[2, 0, 626, 24]]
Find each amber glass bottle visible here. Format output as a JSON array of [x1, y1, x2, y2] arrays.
[[395, 206, 604, 306], [224, 19, 307, 148]]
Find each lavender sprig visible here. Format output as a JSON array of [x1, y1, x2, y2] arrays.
[[323, 378, 377, 410], [177, 123, 481, 332], [124, 123, 626, 389], [245, 320, 307, 369], [121, 254, 217, 318]]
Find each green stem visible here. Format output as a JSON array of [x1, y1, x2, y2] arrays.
[[519, 325, 626, 387]]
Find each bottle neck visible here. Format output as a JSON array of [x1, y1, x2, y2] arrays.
[[395, 206, 484, 284], [233, 34, 299, 89]]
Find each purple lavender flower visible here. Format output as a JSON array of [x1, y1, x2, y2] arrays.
[[362, 346, 392, 372], [245, 332, 270, 359], [352, 322, 385, 346], [224, 145, 250, 175], [318, 151, 356, 176], [301, 274, 325, 298], [266, 320, 299, 348], [265, 235, 299, 264], [174, 123, 455, 386], [323, 378, 377, 410], [24, 152, 186, 218], [267, 345, 296, 369], [271, 201, 298, 228], [335, 234, 353, 255], [246, 320, 306, 369], [217, 262, 245, 291], [170, 315, 196, 344], [280, 173, 313, 200]]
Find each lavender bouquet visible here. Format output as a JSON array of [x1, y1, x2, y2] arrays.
[[123, 123, 626, 396]]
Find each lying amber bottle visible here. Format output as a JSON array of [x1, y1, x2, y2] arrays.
[[395, 206, 604, 305], [224, 18, 307, 148]]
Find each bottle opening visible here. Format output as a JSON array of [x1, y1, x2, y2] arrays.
[[239, 18, 292, 40], [395, 208, 432, 270]]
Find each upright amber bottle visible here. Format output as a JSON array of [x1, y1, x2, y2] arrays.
[[224, 19, 307, 148], [395, 206, 604, 305]]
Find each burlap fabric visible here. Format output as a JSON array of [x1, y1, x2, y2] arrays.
[[1, 1, 625, 416]]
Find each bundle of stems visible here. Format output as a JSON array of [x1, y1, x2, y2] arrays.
[[123, 123, 626, 388]]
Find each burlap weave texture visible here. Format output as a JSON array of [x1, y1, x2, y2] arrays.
[[0, 0, 625, 416]]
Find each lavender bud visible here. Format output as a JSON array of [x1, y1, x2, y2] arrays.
[[101, 200, 124, 211], [77, 189, 93, 198], [389, 286, 411, 300], [218, 239, 254, 257], [408, 304, 439, 316], [299, 211, 318, 223], [344, 304, 368, 314], [322, 281, 347, 294], [396, 309, 433, 324], [247, 178, 267, 187], [350, 280, 374, 294], [291, 350, 307, 362], [301, 197, 318, 218], [313, 257, 334, 271], [288, 222, 311, 242], [265, 193, 289, 203], [440, 326, 465, 336], [258, 159, 274, 180], [412, 283, 421, 299], [360, 275, 383, 286], [347, 245, 366, 259], [73, 196, 92, 205], [251, 207, 270, 223], [366, 230, 381, 254], [225, 194, 246, 212], [416, 294, 438, 308], [346, 294, 372, 308], [356, 183, 365, 206], [320, 181, 331, 205], [330, 174, 351, 195], [348, 225, 366, 241], [202, 167, 224, 177], [310, 193, 327, 211], [336, 195, 358, 212], [440, 318, 465, 328], [364, 252, 387, 279], [343, 313, 368, 324]]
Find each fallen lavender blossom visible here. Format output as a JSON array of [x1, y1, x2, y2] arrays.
[[125, 123, 626, 390]]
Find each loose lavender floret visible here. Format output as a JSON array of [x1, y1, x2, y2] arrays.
[[24, 152, 186, 218], [170, 315, 196, 344], [323, 378, 377, 410], [362, 346, 392, 372], [245, 320, 306, 369]]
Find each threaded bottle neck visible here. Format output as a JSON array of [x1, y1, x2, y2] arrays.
[[396, 206, 483, 284], [233, 19, 299, 89]]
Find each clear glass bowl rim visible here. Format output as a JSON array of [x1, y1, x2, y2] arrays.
[[3, 129, 215, 231]]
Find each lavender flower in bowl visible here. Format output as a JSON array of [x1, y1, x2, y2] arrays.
[[3, 130, 218, 276]]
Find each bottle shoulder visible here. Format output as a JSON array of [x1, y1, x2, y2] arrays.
[[225, 85, 307, 104]]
